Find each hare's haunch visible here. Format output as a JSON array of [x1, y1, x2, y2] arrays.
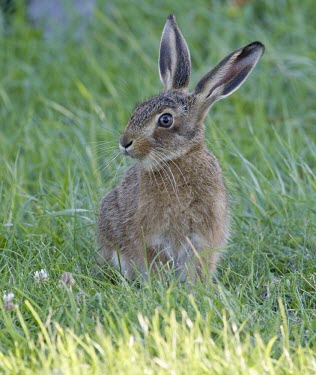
[[98, 15, 264, 281]]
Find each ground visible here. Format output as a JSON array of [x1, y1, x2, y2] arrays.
[[0, 0, 315, 373]]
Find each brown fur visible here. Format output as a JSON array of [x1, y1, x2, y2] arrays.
[[97, 15, 264, 281]]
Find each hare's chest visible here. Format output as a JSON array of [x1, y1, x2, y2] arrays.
[[141, 198, 191, 233], [150, 231, 203, 267], [139, 166, 205, 238], [144, 203, 197, 243]]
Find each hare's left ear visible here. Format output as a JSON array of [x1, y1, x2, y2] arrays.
[[159, 15, 191, 92], [193, 41, 265, 120]]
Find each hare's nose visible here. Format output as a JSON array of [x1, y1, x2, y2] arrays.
[[124, 140, 133, 149], [119, 136, 133, 154], [120, 137, 133, 149]]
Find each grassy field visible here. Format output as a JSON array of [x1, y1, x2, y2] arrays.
[[0, 0, 316, 373]]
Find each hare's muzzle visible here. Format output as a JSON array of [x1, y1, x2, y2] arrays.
[[119, 136, 133, 156]]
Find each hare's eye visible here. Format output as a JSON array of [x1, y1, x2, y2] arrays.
[[158, 113, 173, 128]]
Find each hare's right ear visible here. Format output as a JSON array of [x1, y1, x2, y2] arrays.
[[159, 15, 191, 92], [192, 41, 265, 121]]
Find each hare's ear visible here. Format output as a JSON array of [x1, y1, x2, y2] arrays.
[[159, 15, 191, 92], [193, 41, 264, 119]]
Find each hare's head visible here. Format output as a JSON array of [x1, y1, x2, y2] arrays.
[[119, 15, 264, 166]]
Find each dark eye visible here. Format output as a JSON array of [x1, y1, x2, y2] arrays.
[[158, 113, 173, 128]]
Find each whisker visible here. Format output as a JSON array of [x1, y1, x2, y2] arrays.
[[152, 151, 177, 188], [147, 162, 154, 185], [100, 125, 122, 137], [151, 151, 181, 204], [149, 154, 170, 198], [93, 145, 119, 153], [98, 152, 121, 174], [147, 157, 160, 190], [151, 150, 181, 205], [92, 145, 118, 152], [94, 149, 119, 163], [109, 156, 125, 186], [88, 144, 118, 155], [155, 148, 188, 187], [88, 140, 118, 146]]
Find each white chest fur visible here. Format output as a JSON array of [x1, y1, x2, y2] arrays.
[[150, 232, 203, 267]]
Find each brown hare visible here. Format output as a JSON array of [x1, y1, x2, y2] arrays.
[[98, 15, 264, 281]]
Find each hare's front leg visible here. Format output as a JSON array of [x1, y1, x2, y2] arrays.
[[176, 233, 222, 282], [108, 249, 137, 279], [103, 245, 165, 280], [148, 233, 208, 282]]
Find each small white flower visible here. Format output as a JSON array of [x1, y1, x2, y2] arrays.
[[34, 269, 49, 284], [3, 291, 14, 303], [60, 272, 75, 288], [3, 291, 15, 311], [76, 290, 87, 303]]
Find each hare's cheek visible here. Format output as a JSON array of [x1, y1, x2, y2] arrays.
[[133, 139, 152, 158]]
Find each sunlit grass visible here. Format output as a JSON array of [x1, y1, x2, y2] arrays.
[[0, 0, 316, 373]]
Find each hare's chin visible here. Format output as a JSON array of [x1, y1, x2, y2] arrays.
[[141, 152, 181, 171], [141, 157, 159, 171], [141, 156, 167, 171]]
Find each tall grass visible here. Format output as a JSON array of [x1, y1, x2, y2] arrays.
[[0, 0, 315, 373]]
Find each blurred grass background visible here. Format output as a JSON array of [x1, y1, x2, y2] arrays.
[[0, 0, 316, 373]]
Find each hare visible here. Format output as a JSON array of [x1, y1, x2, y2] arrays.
[[98, 15, 264, 281]]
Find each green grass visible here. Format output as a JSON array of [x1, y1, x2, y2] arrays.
[[1, 0, 316, 373]]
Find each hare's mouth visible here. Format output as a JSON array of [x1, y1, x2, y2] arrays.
[[120, 138, 156, 161], [119, 146, 144, 160], [119, 140, 135, 158]]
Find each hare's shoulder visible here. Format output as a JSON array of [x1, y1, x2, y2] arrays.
[[179, 148, 225, 190], [119, 164, 139, 193], [100, 165, 139, 213]]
